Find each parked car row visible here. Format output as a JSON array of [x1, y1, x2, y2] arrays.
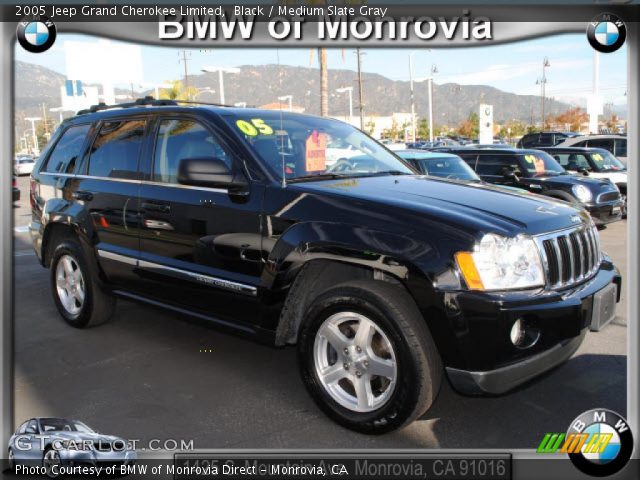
[[28, 99, 621, 434], [517, 132, 627, 164]]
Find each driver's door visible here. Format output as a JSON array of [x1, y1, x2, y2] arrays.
[[135, 116, 264, 327]]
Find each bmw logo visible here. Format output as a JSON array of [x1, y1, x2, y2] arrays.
[[567, 409, 633, 476], [16, 16, 56, 53], [587, 14, 626, 53]]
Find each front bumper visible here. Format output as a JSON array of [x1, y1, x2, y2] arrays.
[[585, 200, 622, 226], [441, 259, 621, 395]]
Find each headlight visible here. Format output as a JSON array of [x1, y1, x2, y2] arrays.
[[455, 234, 544, 291], [571, 184, 593, 203]]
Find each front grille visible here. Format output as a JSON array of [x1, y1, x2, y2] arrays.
[[597, 191, 620, 203], [538, 225, 601, 289]]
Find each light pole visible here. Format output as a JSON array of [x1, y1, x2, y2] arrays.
[[418, 64, 438, 143], [336, 87, 353, 122], [201, 67, 240, 104], [194, 87, 216, 99], [536, 57, 550, 129], [25, 117, 41, 155], [278, 95, 293, 111], [50, 107, 65, 123]]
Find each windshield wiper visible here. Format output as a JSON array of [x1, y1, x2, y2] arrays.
[[359, 170, 413, 177], [287, 173, 348, 183]]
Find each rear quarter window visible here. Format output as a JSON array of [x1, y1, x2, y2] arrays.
[[88, 119, 146, 179], [43, 124, 91, 174]]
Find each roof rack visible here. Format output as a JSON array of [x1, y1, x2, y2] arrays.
[[76, 96, 240, 116]]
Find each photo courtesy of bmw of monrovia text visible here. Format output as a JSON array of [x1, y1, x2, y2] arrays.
[[1, 2, 638, 480]]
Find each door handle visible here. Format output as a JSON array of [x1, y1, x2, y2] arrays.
[[72, 191, 93, 201], [144, 219, 174, 231], [142, 202, 171, 214]]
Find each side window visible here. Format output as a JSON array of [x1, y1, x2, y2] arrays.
[[17, 421, 28, 434], [25, 420, 38, 434], [458, 154, 478, 169], [153, 119, 231, 184], [520, 135, 538, 148], [538, 133, 554, 146], [88, 120, 146, 179], [614, 139, 627, 157], [553, 153, 589, 170], [476, 154, 519, 176], [571, 140, 587, 148], [43, 124, 91, 174], [587, 139, 614, 152]]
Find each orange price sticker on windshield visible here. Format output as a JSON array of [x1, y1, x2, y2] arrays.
[[533, 155, 546, 174], [306, 130, 327, 172]]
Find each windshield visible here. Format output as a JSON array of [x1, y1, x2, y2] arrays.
[[398, 152, 479, 181], [520, 152, 566, 177], [590, 150, 626, 172], [39, 418, 95, 433], [221, 111, 414, 181]]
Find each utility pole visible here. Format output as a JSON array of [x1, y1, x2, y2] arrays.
[[179, 50, 191, 100], [41, 104, 49, 136], [356, 48, 365, 130], [536, 57, 550, 129]]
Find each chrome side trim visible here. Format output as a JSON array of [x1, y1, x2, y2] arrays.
[[96, 249, 257, 296], [137, 259, 257, 296], [97, 250, 137, 266], [39, 172, 228, 193]]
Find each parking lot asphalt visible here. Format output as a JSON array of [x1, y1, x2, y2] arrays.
[[12, 175, 627, 450]]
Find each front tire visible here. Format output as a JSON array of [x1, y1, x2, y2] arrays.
[[43, 449, 61, 478], [298, 280, 442, 434], [50, 238, 115, 328]]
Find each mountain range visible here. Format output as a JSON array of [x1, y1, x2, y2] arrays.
[[16, 60, 577, 130]]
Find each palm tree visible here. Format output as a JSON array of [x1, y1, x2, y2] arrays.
[[319, 48, 329, 117], [159, 80, 197, 101]]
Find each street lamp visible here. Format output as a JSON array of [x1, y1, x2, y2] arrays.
[[336, 87, 353, 122], [194, 87, 216, 99], [536, 57, 550, 129], [201, 66, 240, 104], [278, 95, 293, 111], [25, 117, 41, 155], [49, 107, 65, 123], [416, 64, 438, 143]]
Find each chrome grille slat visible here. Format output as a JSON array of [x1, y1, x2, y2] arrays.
[[537, 224, 601, 290]]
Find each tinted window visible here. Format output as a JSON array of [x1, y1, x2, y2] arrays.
[[587, 138, 614, 152], [458, 153, 478, 168], [88, 120, 146, 179], [476, 154, 520, 176], [44, 124, 91, 174], [551, 153, 591, 171], [571, 140, 588, 148], [614, 139, 627, 157], [538, 133, 554, 146], [153, 119, 231, 184], [520, 135, 538, 148]]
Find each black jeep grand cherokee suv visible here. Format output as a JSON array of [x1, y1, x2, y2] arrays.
[[29, 100, 621, 433]]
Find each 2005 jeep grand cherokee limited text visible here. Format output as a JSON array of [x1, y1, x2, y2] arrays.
[[29, 99, 621, 433]]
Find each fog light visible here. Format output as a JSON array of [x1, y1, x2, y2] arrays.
[[510, 319, 526, 346], [510, 317, 541, 349]]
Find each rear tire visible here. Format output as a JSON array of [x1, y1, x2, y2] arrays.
[[50, 238, 115, 328], [297, 280, 442, 434]]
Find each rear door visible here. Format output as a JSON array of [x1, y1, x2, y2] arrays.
[[135, 114, 264, 328], [77, 117, 148, 290]]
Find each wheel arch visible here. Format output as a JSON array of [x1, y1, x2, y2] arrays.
[[267, 221, 447, 346]]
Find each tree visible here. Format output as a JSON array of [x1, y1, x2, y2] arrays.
[[552, 107, 588, 132], [417, 118, 430, 140], [457, 112, 479, 139], [159, 80, 198, 101]]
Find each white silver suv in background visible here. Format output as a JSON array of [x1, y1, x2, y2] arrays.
[[556, 134, 628, 164]]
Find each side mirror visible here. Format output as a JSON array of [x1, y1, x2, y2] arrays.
[[178, 157, 247, 190]]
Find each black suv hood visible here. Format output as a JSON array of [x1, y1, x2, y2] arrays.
[[292, 175, 586, 236]]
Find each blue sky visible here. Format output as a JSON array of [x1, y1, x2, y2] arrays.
[[16, 32, 627, 106]]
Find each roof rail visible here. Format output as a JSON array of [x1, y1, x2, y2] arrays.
[[76, 96, 246, 116], [76, 96, 178, 115]]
